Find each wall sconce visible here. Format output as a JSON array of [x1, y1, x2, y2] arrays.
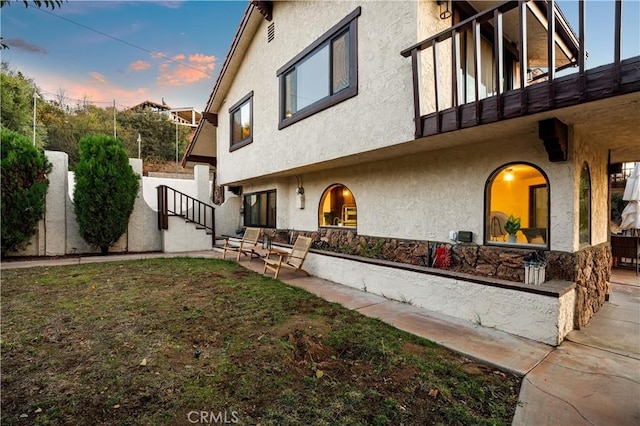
[[343, 188, 350, 197], [437, 0, 451, 20], [503, 168, 514, 182], [295, 186, 305, 209]]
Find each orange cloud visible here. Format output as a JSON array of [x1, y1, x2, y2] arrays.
[[35, 72, 148, 108], [129, 60, 151, 71], [90, 72, 107, 84], [156, 53, 216, 87]]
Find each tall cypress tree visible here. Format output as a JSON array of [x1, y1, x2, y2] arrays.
[[74, 134, 139, 254], [1, 128, 51, 257]]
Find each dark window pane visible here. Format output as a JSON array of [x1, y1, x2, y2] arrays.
[[243, 190, 276, 228], [232, 110, 243, 143]]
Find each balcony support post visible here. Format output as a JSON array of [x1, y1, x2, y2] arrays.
[[578, 0, 586, 101], [451, 30, 461, 128], [433, 40, 441, 132], [473, 19, 482, 124], [547, 0, 556, 108], [410, 49, 423, 137], [519, 0, 528, 115], [614, 0, 622, 92], [494, 9, 504, 119]]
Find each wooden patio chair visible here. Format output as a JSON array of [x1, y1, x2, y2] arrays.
[[262, 235, 313, 279], [222, 227, 262, 262]]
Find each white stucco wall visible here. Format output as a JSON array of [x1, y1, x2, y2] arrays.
[[11, 151, 215, 256], [302, 251, 574, 345], [215, 1, 418, 184]]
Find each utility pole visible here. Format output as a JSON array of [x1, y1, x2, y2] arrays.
[[175, 120, 179, 177], [137, 133, 141, 159], [32, 88, 37, 146], [113, 99, 116, 138]]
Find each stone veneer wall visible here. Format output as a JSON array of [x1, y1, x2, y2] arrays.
[[263, 228, 611, 328]]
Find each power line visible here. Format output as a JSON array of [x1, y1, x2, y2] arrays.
[[34, 7, 213, 78]]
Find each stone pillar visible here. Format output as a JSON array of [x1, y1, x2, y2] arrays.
[[44, 151, 68, 256]]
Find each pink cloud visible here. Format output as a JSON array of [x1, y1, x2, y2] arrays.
[[90, 72, 107, 84], [130, 60, 151, 71], [156, 53, 216, 87], [32, 72, 148, 108]]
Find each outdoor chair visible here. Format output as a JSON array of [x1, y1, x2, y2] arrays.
[[262, 235, 313, 279], [222, 227, 262, 262]]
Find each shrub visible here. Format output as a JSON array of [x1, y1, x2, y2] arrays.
[[1, 128, 51, 256], [73, 134, 139, 254]]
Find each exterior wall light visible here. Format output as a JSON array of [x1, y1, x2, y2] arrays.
[[437, 0, 451, 20]]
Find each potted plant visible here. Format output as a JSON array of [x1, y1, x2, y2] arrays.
[[504, 215, 521, 243]]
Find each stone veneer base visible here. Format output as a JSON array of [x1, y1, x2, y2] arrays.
[[263, 228, 610, 333]]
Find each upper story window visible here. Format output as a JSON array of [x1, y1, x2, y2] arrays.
[[244, 189, 276, 228], [277, 7, 360, 129], [229, 91, 253, 151], [319, 184, 357, 228], [486, 163, 549, 248]]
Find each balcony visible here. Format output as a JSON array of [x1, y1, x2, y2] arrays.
[[401, 0, 640, 141]]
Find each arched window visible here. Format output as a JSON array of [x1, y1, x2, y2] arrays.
[[579, 163, 591, 246], [486, 163, 549, 247], [319, 184, 357, 227]]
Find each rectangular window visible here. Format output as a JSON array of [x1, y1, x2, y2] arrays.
[[277, 7, 360, 129], [229, 91, 253, 151], [243, 190, 276, 228]]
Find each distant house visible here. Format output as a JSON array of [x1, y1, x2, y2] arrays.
[[183, 0, 640, 344], [129, 100, 201, 128]]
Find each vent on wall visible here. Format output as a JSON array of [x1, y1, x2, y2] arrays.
[[267, 22, 275, 43]]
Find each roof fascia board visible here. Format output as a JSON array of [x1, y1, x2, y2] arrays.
[[204, 3, 264, 114]]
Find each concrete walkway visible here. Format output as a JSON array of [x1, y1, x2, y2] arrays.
[[2, 252, 639, 425]]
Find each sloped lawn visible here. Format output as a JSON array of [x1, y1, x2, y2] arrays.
[[1, 258, 520, 425]]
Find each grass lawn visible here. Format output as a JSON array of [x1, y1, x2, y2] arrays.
[[1, 258, 521, 425]]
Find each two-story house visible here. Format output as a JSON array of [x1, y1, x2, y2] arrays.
[[183, 0, 640, 345]]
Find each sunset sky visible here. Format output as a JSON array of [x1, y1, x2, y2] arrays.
[[1, 0, 247, 111]]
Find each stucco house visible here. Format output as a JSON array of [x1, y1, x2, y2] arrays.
[[183, 0, 640, 345]]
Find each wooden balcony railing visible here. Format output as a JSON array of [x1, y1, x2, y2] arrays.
[[401, 0, 639, 138]]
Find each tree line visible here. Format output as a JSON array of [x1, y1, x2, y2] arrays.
[[1, 62, 193, 169]]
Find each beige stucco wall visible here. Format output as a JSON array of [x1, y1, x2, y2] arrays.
[[216, 1, 420, 185], [572, 125, 610, 249]]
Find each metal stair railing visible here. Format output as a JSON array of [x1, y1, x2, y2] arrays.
[[157, 185, 215, 246]]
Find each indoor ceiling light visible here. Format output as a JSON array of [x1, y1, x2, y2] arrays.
[[503, 169, 514, 181]]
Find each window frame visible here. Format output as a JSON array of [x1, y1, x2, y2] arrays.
[[229, 91, 254, 152], [276, 7, 360, 130], [579, 162, 592, 247], [243, 189, 276, 228], [318, 183, 357, 229], [484, 162, 551, 249]]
